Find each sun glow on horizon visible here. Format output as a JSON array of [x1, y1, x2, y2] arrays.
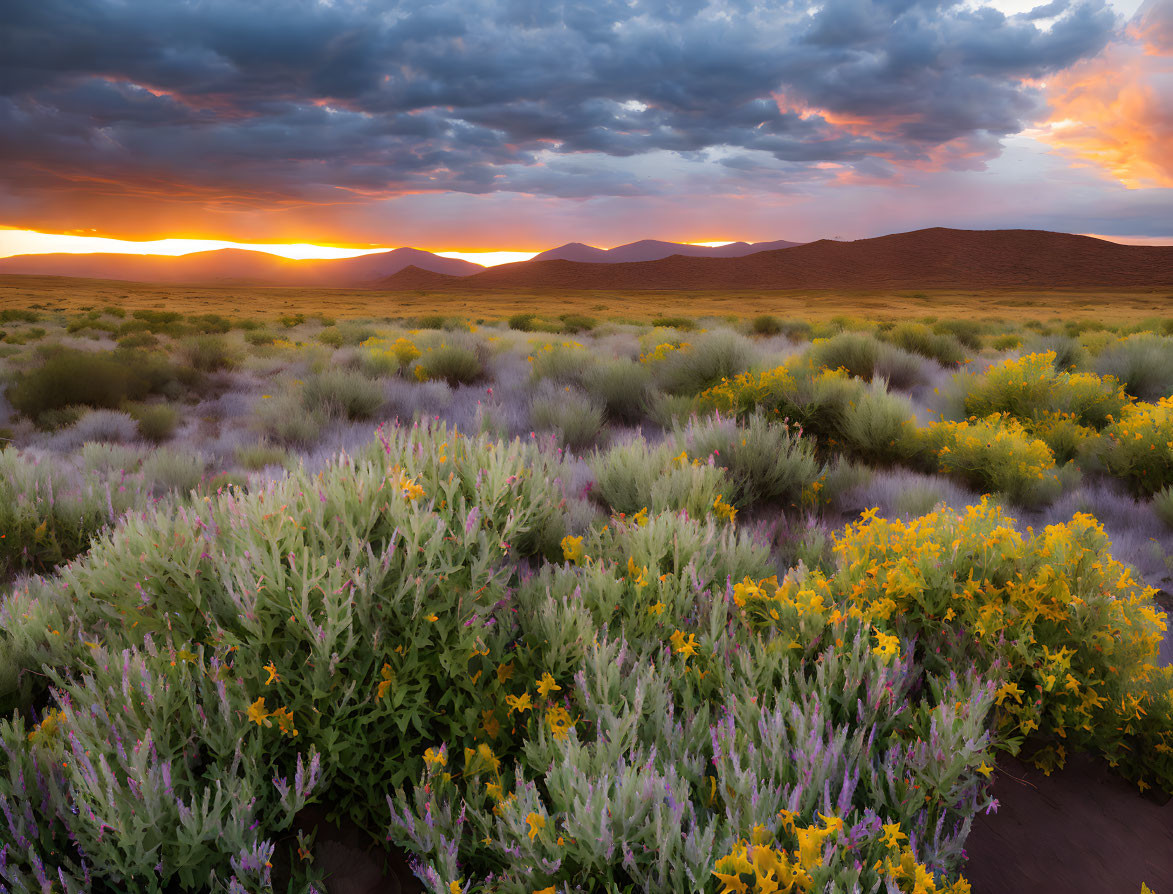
[[0, 229, 549, 266], [0, 229, 389, 261], [435, 250, 539, 265]]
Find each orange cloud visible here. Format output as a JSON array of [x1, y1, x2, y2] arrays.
[[1039, 4, 1173, 188]]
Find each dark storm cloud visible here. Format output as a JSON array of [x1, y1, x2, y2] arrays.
[[0, 0, 1120, 209]]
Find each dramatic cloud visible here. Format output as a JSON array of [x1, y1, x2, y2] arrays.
[[0, 0, 1134, 240], [1038, 0, 1173, 187]]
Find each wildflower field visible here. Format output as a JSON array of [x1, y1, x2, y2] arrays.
[[1, 302, 1172, 893]]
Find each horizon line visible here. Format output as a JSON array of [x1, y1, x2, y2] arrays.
[[0, 228, 1169, 266]]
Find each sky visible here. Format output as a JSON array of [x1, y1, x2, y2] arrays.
[[0, 0, 1170, 261]]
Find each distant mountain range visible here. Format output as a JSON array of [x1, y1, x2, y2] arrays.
[[531, 238, 802, 263], [375, 229, 1173, 291], [0, 247, 484, 286], [2, 230, 1170, 291]]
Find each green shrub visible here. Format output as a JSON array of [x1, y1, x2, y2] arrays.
[[416, 344, 485, 386], [7, 349, 181, 423], [300, 369, 385, 420], [0, 309, 40, 323], [560, 313, 596, 333], [652, 330, 756, 395], [415, 314, 447, 329], [1022, 334, 1088, 371], [650, 315, 696, 331], [531, 388, 605, 451], [1095, 334, 1173, 401], [316, 327, 345, 347], [320, 322, 376, 347], [674, 412, 821, 509], [583, 359, 653, 425], [528, 342, 597, 386], [1153, 485, 1173, 529], [884, 322, 967, 365], [963, 352, 1127, 430], [508, 313, 538, 331], [235, 443, 292, 471], [244, 329, 278, 346], [0, 448, 152, 576], [749, 314, 784, 336], [588, 439, 732, 519], [126, 402, 181, 442], [180, 335, 238, 372], [837, 380, 917, 463], [255, 392, 326, 447], [117, 332, 159, 349], [991, 333, 1021, 351], [79, 441, 143, 474], [137, 448, 206, 495], [808, 332, 926, 388], [932, 318, 985, 350], [1099, 398, 1173, 496], [915, 413, 1064, 506], [67, 316, 119, 334]]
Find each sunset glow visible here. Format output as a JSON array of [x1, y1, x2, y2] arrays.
[[435, 250, 540, 266], [0, 230, 388, 261]]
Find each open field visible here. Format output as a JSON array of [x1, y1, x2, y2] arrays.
[[2, 296, 1172, 893], [3, 273, 1172, 322]]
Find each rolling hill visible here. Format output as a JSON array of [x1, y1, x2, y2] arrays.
[[415, 229, 1173, 291], [0, 247, 483, 286], [532, 238, 802, 263]]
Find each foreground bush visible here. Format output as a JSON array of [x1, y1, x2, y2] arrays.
[[416, 343, 485, 385], [300, 369, 385, 421], [1099, 398, 1173, 496], [695, 362, 916, 462], [7, 349, 189, 424], [1, 423, 1169, 893], [963, 352, 1127, 430], [531, 387, 606, 451], [650, 329, 756, 395], [1095, 333, 1173, 401], [673, 412, 821, 509], [916, 414, 1064, 506], [0, 448, 155, 577]]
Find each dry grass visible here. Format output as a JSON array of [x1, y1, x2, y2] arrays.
[[2, 274, 1170, 322]]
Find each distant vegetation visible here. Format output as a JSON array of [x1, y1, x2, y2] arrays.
[[1, 301, 1171, 893]]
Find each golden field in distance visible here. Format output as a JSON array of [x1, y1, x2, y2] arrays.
[[2, 274, 1171, 322]]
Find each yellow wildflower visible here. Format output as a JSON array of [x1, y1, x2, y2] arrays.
[[248, 697, 268, 726], [269, 706, 298, 737], [263, 661, 279, 685], [526, 812, 546, 841], [670, 629, 699, 659], [561, 535, 585, 565], [536, 673, 561, 698], [377, 663, 394, 699], [506, 692, 534, 715]]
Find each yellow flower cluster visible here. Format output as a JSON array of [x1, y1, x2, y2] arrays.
[[712, 494, 738, 524], [834, 499, 1170, 777], [639, 341, 690, 364], [26, 709, 67, 745], [247, 696, 298, 737], [560, 534, 586, 565], [922, 413, 1058, 494], [387, 466, 426, 501], [695, 364, 797, 415], [713, 814, 970, 894], [1101, 397, 1173, 494]]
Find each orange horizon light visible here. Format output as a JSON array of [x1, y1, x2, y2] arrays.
[[0, 229, 762, 266]]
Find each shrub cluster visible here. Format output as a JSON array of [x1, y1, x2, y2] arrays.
[[916, 414, 1063, 507]]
